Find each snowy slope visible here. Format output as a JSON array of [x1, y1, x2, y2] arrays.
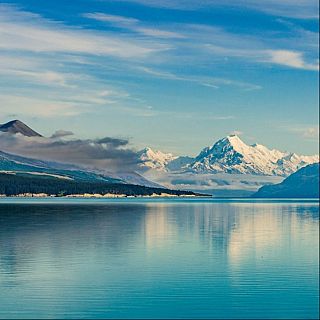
[[139, 135, 318, 196], [138, 147, 177, 171], [141, 135, 318, 177], [189, 135, 318, 176]]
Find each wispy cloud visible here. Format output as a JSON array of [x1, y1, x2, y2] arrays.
[[84, 11, 319, 71], [83, 10, 318, 71], [0, 5, 165, 58], [205, 44, 319, 71], [302, 126, 319, 140], [267, 50, 319, 71], [1, 69, 75, 88], [0, 5, 178, 121], [0, 95, 80, 118], [112, 0, 319, 19], [279, 123, 320, 141], [138, 66, 262, 90], [0, 54, 75, 87], [83, 12, 185, 38], [0, 88, 157, 119], [0, 0, 318, 147], [84, 12, 139, 25], [230, 130, 244, 136]]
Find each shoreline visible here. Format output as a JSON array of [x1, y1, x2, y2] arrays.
[[0, 193, 211, 199], [0, 196, 318, 204]]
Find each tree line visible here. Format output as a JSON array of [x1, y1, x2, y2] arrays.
[[0, 173, 198, 196]]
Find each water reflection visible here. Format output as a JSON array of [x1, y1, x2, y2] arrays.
[[0, 204, 147, 280], [0, 201, 318, 319]]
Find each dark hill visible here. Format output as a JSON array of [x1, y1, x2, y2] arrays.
[[253, 163, 319, 198], [0, 120, 42, 137]]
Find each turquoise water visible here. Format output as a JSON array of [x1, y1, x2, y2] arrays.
[[0, 199, 318, 319]]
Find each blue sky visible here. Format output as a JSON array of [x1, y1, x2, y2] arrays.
[[0, 0, 319, 156]]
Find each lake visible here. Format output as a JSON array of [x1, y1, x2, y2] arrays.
[[0, 198, 318, 319]]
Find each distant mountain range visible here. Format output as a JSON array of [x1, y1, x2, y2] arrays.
[[138, 134, 318, 197], [139, 135, 318, 177], [253, 163, 319, 198], [0, 119, 318, 197], [0, 133, 199, 196]]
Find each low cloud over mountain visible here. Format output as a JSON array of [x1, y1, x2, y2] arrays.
[[0, 128, 141, 173]]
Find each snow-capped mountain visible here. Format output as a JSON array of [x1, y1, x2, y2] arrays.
[[141, 135, 318, 177], [1, 119, 318, 196], [189, 135, 318, 176], [138, 148, 195, 172], [138, 147, 177, 171]]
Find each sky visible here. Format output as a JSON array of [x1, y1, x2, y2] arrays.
[[0, 0, 319, 156]]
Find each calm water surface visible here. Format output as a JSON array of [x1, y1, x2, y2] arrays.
[[0, 199, 318, 319]]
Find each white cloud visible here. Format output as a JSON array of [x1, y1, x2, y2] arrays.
[[0, 95, 80, 118], [0, 5, 164, 59], [133, 27, 184, 38], [0, 3, 317, 127], [83, 12, 139, 25], [0, 89, 165, 120], [230, 130, 243, 136], [280, 124, 320, 141], [206, 44, 319, 71], [267, 50, 319, 71], [303, 126, 319, 139], [0, 68, 74, 87], [138, 66, 261, 90], [83, 12, 184, 38]]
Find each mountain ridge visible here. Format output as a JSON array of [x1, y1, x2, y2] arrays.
[[1, 120, 318, 196], [253, 163, 320, 198], [140, 135, 318, 177]]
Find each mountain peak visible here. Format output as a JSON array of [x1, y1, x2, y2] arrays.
[[225, 134, 245, 146], [190, 135, 319, 176], [227, 134, 240, 139], [210, 134, 249, 155], [0, 120, 42, 137], [138, 147, 177, 171], [141, 147, 156, 154]]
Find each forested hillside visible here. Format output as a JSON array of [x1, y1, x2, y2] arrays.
[[0, 173, 201, 197]]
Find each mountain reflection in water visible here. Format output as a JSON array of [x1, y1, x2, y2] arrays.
[[0, 201, 318, 319]]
